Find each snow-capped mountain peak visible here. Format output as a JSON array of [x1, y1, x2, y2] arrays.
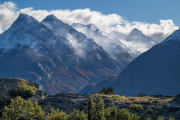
[[0, 13, 55, 49], [127, 28, 149, 41], [44, 14, 59, 21], [42, 15, 84, 38], [11, 13, 40, 28], [42, 14, 65, 29], [130, 28, 144, 36], [87, 23, 99, 31], [124, 28, 157, 53], [42, 15, 103, 57]]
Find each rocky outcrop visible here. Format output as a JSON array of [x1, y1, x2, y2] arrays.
[[0, 78, 44, 101], [0, 78, 45, 117]]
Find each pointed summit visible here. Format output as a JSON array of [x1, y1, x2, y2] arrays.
[[87, 23, 98, 31], [130, 28, 144, 36], [127, 28, 154, 42], [18, 13, 30, 19], [42, 14, 63, 23], [126, 28, 157, 53], [41, 14, 67, 31], [13, 13, 37, 25], [18, 13, 32, 19], [42, 14, 65, 26], [9, 13, 42, 30]]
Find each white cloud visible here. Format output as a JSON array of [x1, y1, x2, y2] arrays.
[[0, 1, 179, 42], [0, 2, 18, 33]]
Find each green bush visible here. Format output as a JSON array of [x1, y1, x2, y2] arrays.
[[129, 104, 143, 115], [8, 81, 37, 99], [99, 86, 115, 95], [47, 107, 68, 120], [68, 109, 87, 120]]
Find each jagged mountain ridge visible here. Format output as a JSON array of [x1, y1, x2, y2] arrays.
[[72, 23, 134, 68], [79, 28, 180, 96], [72, 23, 158, 65], [0, 13, 122, 94]]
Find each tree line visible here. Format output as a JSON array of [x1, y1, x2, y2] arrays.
[[1, 95, 174, 120]]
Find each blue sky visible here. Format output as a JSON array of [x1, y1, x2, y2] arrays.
[[1, 0, 180, 26]]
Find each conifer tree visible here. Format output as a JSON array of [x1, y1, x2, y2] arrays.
[[33, 101, 45, 120], [95, 95, 105, 120], [2, 96, 25, 120], [88, 95, 95, 120], [23, 99, 34, 119]]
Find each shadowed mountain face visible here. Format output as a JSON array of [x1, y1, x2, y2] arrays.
[[79, 29, 180, 96], [0, 14, 121, 94]]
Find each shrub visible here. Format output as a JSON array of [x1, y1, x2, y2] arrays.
[[9, 81, 37, 99], [99, 86, 115, 95], [117, 109, 131, 120], [104, 106, 118, 120], [129, 104, 143, 115], [48, 107, 68, 120]]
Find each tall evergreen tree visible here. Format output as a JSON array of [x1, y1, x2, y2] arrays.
[[33, 101, 45, 120], [95, 95, 105, 120], [88, 95, 95, 120], [23, 99, 34, 119]]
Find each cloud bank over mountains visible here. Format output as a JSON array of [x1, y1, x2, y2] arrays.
[[0, 1, 179, 42]]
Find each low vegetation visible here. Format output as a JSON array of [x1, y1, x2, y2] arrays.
[[99, 86, 115, 95], [1, 95, 174, 120], [8, 81, 37, 99]]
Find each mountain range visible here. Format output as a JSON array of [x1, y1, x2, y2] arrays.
[[0, 13, 157, 94], [80, 28, 180, 96]]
